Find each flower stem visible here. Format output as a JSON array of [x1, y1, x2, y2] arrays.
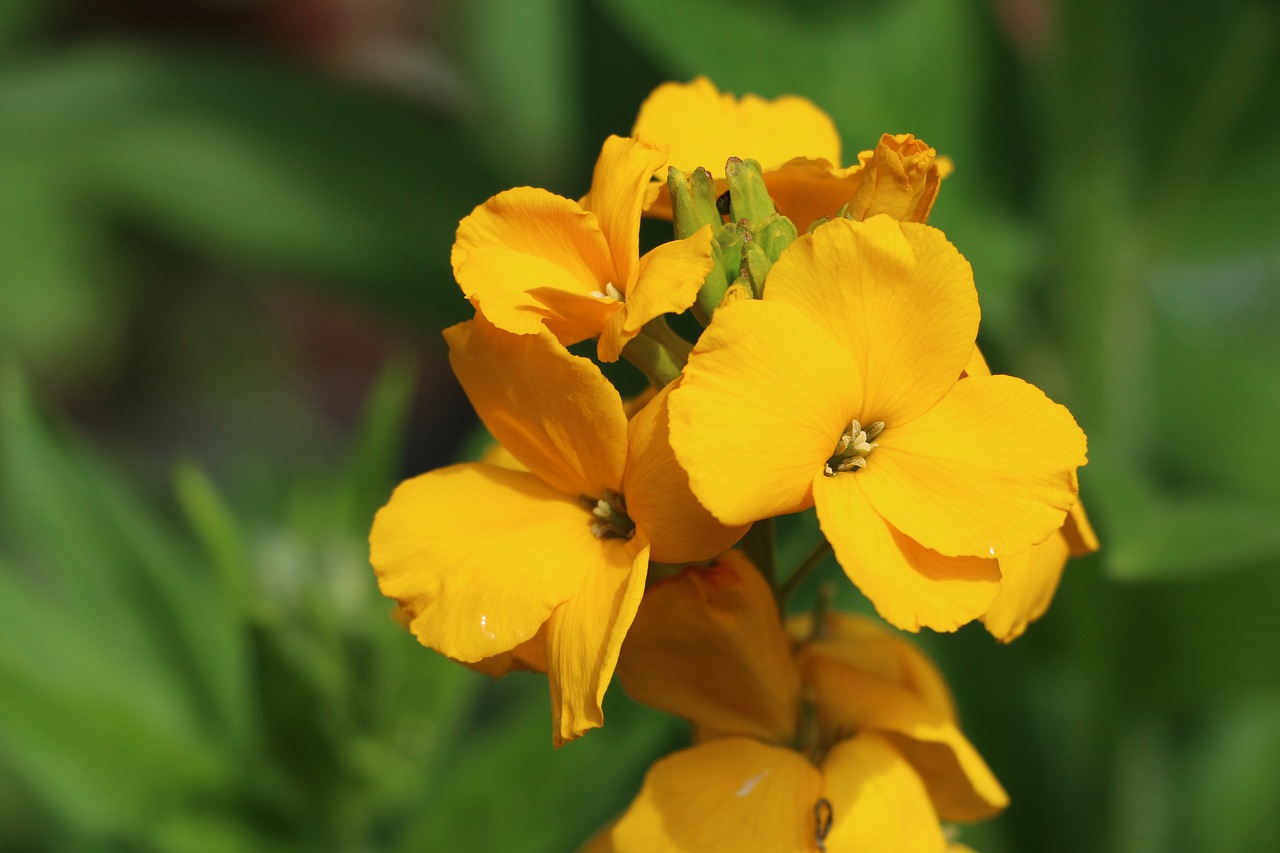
[[621, 316, 692, 387], [777, 538, 833, 608]]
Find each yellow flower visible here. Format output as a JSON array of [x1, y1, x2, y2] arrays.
[[633, 78, 947, 228], [668, 216, 1088, 632], [369, 318, 743, 745], [959, 348, 1102, 642], [606, 552, 1006, 852], [450, 134, 714, 362]]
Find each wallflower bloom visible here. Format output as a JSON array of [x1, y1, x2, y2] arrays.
[[451, 134, 713, 362], [604, 552, 1006, 852], [370, 318, 743, 745], [633, 77, 947, 228], [668, 216, 1088, 631]]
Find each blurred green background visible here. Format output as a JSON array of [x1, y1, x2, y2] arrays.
[[2, 0, 1278, 850]]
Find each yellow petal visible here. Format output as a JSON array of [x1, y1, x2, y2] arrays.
[[633, 77, 841, 177], [788, 612, 955, 720], [624, 382, 748, 563], [961, 344, 992, 378], [765, 217, 979, 426], [761, 157, 865, 233], [546, 533, 650, 746], [598, 227, 715, 362], [804, 656, 1009, 822], [612, 739, 822, 853], [1064, 497, 1100, 556], [452, 187, 614, 340], [464, 625, 548, 678], [844, 134, 944, 224], [813, 475, 999, 632], [821, 734, 949, 853], [577, 820, 618, 853], [370, 463, 596, 662], [445, 318, 628, 500], [669, 300, 856, 526], [981, 530, 1071, 643], [861, 374, 1087, 559], [581, 135, 669, 289], [617, 552, 799, 742]]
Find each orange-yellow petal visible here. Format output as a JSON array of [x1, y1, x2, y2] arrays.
[[465, 624, 548, 678], [820, 734, 948, 853], [370, 463, 596, 662], [981, 530, 1071, 643], [545, 533, 650, 746], [761, 157, 866, 232], [813, 474, 999, 632], [844, 134, 944, 224], [1064, 497, 1100, 556], [581, 135, 669, 289], [598, 227, 715, 362], [765, 217, 979, 426], [617, 552, 799, 742], [445, 318, 627, 500], [789, 612, 955, 720], [623, 382, 747, 563], [452, 187, 614, 341], [803, 656, 1009, 822], [611, 738, 822, 853], [861, 374, 1086, 559], [633, 77, 840, 177], [670, 299, 856, 526]]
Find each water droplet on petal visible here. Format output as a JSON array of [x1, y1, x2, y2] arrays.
[[735, 769, 769, 797], [479, 614, 496, 640]]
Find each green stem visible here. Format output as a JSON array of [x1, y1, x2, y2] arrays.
[[620, 316, 692, 387], [741, 518, 776, 590], [777, 538, 833, 609]]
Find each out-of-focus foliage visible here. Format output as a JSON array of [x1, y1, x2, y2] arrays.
[[1, 0, 1278, 851]]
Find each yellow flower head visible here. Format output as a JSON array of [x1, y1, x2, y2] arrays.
[[607, 553, 1006, 852], [451, 135, 714, 362], [369, 318, 743, 745], [668, 215, 1088, 632], [633, 78, 948, 228]]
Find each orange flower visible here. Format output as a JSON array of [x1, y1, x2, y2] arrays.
[[369, 318, 743, 745], [606, 552, 1006, 851], [451, 135, 713, 362], [668, 216, 1088, 631]]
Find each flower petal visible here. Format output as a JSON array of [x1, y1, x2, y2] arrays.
[[860, 373, 1087, 559], [844, 134, 944, 224], [670, 299, 856, 526], [1064, 498, 1100, 556], [464, 625, 548, 678], [612, 739, 822, 853], [624, 382, 748, 563], [452, 187, 615, 339], [370, 463, 596, 662], [804, 656, 1009, 822], [761, 157, 865, 232], [981, 530, 1071, 643], [633, 77, 841, 177], [581, 135, 669, 289], [765, 216, 979, 426], [820, 734, 948, 853], [814, 475, 999, 632], [445, 318, 628, 499], [546, 533, 650, 746], [598, 227, 715, 362], [617, 552, 799, 742], [788, 612, 955, 720]]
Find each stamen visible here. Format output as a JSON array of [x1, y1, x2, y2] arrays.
[[580, 489, 635, 540], [590, 282, 625, 302], [823, 419, 883, 476]]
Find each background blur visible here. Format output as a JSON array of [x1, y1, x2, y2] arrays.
[[2, 0, 1278, 851]]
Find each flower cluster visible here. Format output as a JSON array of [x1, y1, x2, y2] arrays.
[[370, 78, 1096, 851]]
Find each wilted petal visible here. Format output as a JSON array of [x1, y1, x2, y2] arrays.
[[546, 533, 650, 746], [618, 552, 799, 742], [612, 738, 822, 853]]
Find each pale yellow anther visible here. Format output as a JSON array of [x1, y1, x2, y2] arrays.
[[590, 282, 625, 302], [823, 418, 882, 477]]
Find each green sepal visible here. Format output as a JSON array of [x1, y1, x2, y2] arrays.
[[725, 157, 776, 223], [668, 166, 722, 240]]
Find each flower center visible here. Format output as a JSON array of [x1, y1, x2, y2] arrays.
[[579, 489, 635, 540], [823, 419, 883, 476], [589, 282, 625, 302]]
